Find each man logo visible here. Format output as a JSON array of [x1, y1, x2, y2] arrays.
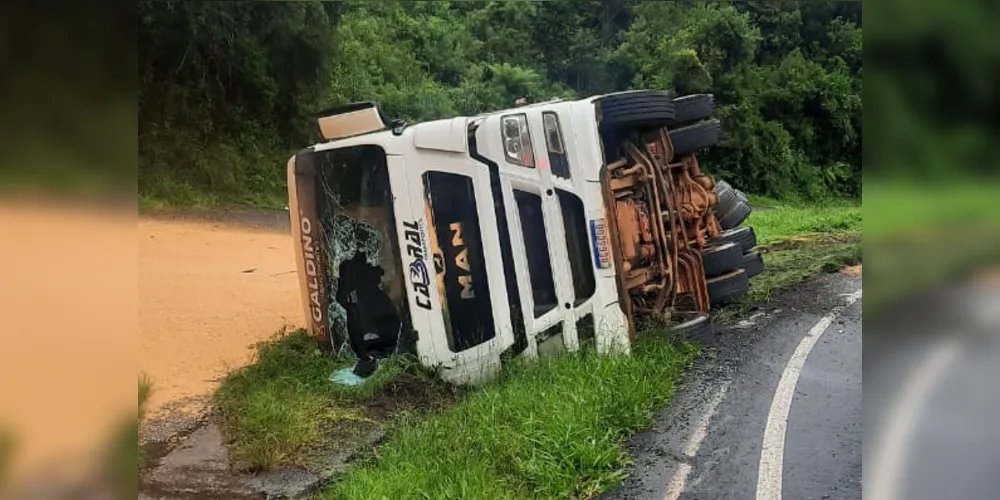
[[450, 222, 475, 299]]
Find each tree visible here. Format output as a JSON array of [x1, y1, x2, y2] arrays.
[[138, 0, 863, 204]]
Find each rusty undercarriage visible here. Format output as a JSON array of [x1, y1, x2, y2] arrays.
[[603, 127, 724, 340]]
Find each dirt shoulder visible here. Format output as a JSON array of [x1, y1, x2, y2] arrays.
[[139, 210, 301, 442]]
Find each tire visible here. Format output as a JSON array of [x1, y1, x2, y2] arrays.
[[669, 313, 714, 339], [714, 180, 747, 206], [708, 268, 750, 306], [673, 94, 716, 124], [718, 200, 752, 230], [701, 242, 742, 277], [741, 251, 765, 279], [714, 182, 739, 216], [711, 226, 758, 253], [669, 120, 722, 155], [597, 90, 676, 129]]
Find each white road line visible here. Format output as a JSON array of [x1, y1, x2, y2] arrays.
[[866, 338, 960, 500], [665, 380, 732, 500], [755, 289, 863, 500], [683, 380, 732, 457], [665, 463, 693, 500]]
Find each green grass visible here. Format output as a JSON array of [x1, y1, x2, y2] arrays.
[[863, 180, 1000, 313], [745, 193, 783, 207], [863, 180, 1000, 238], [323, 338, 696, 500], [749, 234, 861, 304], [749, 202, 861, 245], [712, 201, 862, 321], [138, 187, 286, 213], [216, 330, 693, 491], [213, 330, 452, 471]]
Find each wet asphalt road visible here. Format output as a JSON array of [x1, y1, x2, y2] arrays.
[[604, 272, 863, 500], [864, 280, 1000, 500]]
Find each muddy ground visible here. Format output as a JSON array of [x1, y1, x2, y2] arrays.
[[139, 208, 299, 443]]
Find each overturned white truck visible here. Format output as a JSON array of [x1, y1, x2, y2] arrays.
[[287, 91, 762, 384]]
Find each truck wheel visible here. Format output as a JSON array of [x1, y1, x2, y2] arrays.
[[669, 313, 714, 339], [714, 181, 748, 208], [741, 251, 765, 279], [673, 94, 716, 124], [669, 120, 722, 155], [702, 242, 742, 277], [708, 268, 750, 306], [714, 181, 740, 215], [711, 226, 757, 253], [597, 90, 676, 129], [718, 199, 752, 230]]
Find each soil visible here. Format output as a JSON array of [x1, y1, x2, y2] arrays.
[[364, 372, 462, 420], [139, 210, 301, 437]]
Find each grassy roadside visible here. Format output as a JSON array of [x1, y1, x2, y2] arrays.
[[211, 198, 859, 498], [214, 330, 695, 496], [213, 330, 456, 471], [138, 190, 286, 213], [742, 201, 861, 301], [324, 339, 696, 499]]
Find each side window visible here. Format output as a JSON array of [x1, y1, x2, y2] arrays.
[[542, 112, 571, 179], [423, 171, 496, 352], [556, 190, 596, 304], [513, 190, 558, 317], [501, 114, 535, 168]]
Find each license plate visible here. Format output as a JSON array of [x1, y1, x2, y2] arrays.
[[589, 218, 611, 270]]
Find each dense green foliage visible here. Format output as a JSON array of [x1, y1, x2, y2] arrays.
[[139, 0, 861, 207]]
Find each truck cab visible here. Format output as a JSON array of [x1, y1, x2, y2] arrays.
[[288, 92, 757, 384]]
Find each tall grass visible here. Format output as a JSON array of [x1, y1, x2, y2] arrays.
[[748, 202, 861, 245], [325, 338, 697, 500], [213, 330, 450, 470]]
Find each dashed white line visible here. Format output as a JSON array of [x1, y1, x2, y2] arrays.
[[755, 289, 863, 500], [665, 379, 732, 500]]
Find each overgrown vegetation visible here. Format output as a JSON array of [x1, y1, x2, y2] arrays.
[[211, 330, 692, 496], [213, 330, 455, 471], [139, 0, 861, 207], [324, 339, 696, 499], [739, 202, 861, 306]]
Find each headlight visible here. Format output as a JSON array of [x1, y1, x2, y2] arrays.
[[501, 114, 534, 168]]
